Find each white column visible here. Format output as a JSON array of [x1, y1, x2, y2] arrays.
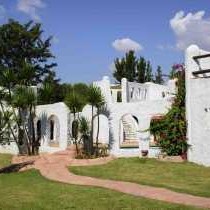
[[121, 78, 128, 103]]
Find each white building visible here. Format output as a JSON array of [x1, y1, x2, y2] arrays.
[[82, 76, 176, 157], [185, 45, 210, 166], [0, 77, 176, 157]]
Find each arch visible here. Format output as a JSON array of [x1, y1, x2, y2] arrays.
[[37, 120, 42, 142], [47, 115, 60, 144], [117, 91, 122, 102], [132, 115, 139, 124], [119, 114, 139, 147], [149, 115, 164, 146], [93, 114, 109, 145]]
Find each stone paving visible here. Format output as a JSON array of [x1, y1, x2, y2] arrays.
[[12, 149, 210, 209]]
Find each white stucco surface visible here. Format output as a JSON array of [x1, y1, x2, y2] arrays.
[[86, 77, 175, 157], [186, 45, 210, 166], [36, 102, 70, 152], [1, 76, 175, 158]]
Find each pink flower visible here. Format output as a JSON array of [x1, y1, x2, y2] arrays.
[[173, 64, 184, 72]]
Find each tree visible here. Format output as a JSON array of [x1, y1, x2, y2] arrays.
[[0, 19, 56, 86], [113, 58, 126, 82], [169, 65, 177, 79], [154, 66, 164, 84], [113, 51, 137, 82], [150, 64, 187, 157], [38, 83, 54, 105], [65, 92, 84, 154], [87, 85, 105, 155], [0, 109, 12, 145], [79, 117, 91, 156], [0, 19, 56, 155], [113, 51, 155, 84], [136, 57, 146, 83], [38, 70, 61, 105], [11, 86, 38, 155], [145, 61, 153, 82]]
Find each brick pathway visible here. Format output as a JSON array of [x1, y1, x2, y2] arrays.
[[12, 149, 210, 209]]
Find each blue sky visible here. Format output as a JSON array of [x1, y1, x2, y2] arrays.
[[0, 0, 210, 83]]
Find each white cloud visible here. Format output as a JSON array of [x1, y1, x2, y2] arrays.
[[112, 38, 143, 52], [17, 0, 45, 21], [0, 5, 6, 19], [157, 44, 177, 51], [170, 10, 210, 50]]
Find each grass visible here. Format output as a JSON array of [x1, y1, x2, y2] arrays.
[[0, 153, 12, 167], [0, 154, 202, 210], [70, 157, 210, 198]]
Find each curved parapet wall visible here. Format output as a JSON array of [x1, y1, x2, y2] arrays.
[[185, 45, 210, 166]]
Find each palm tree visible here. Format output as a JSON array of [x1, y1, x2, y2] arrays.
[[0, 109, 12, 145], [65, 92, 84, 154], [79, 117, 90, 155], [11, 86, 37, 155], [87, 85, 105, 156], [0, 89, 18, 145]]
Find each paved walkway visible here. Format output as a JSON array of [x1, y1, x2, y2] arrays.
[[13, 149, 210, 209]]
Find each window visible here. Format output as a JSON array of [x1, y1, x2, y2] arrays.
[[138, 88, 141, 99], [131, 87, 134, 98], [144, 89, 147, 99], [50, 120, 54, 140], [37, 120, 41, 141], [162, 92, 166, 98], [117, 91, 122, 102]]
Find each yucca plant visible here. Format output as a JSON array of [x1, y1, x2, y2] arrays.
[[87, 85, 105, 156], [0, 110, 11, 145], [65, 92, 84, 154], [79, 117, 91, 155], [11, 86, 38, 155]]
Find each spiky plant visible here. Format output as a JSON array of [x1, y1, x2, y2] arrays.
[[87, 85, 105, 156]]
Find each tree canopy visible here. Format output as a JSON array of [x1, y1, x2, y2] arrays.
[[0, 19, 57, 155], [0, 19, 56, 87], [113, 50, 164, 84]]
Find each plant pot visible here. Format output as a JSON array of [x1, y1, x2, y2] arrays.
[[141, 150, 148, 157], [181, 152, 187, 160]]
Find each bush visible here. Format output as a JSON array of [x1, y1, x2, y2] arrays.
[[150, 64, 188, 156]]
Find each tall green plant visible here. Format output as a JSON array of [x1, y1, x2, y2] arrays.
[[79, 117, 91, 155], [0, 20, 56, 155], [113, 51, 156, 83], [150, 64, 187, 156], [87, 85, 104, 156], [65, 92, 84, 154], [11, 86, 38, 155]]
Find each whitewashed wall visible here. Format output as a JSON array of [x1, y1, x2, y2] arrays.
[[36, 102, 70, 153], [108, 100, 171, 157], [186, 45, 210, 166], [85, 76, 175, 157]]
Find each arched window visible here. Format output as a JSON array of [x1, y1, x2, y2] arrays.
[[47, 115, 60, 143], [37, 120, 41, 141], [50, 120, 54, 140], [117, 91, 122, 102]]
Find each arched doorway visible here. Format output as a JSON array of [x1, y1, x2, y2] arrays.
[[37, 120, 41, 143], [93, 114, 109, 145], [120, 114, 139, 148], [47, 115, 60, 146]]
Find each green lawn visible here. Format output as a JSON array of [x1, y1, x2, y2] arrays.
[[0, 153, 12, 167], [70, 157, 210, 198], [0, 154, 202, 210]]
